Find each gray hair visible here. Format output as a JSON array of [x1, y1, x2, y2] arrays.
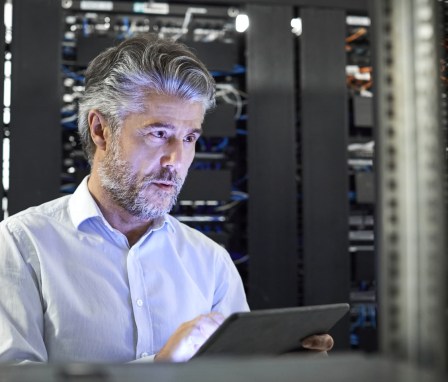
[[78, 34, 216, 164]]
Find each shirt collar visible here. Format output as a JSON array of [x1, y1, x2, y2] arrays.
[[69, 176, 176, 233]]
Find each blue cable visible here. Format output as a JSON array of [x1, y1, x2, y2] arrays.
[[61, 110, 76, 117], [210, 64, 246, 77], [82, 18, 89, 37], [236, 129, 247, 135], [369, 305, 377, 329], [62, 122, 78, 130], [213, 137, 229, 152], [350, 333, 359, 346], [62, 65, 85, 82], [197, 137, 207, 152], [118, 17, 131, 39]]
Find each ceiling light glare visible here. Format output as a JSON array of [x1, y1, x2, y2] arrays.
[[235, 14, 249, 33], [291, 17, 302, 36]]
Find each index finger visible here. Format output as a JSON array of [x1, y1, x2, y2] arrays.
[[208, 312, 226, 326]]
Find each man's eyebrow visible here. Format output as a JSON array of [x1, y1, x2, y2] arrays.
[[190, 127, 203, 135], [144, 123, 203, 135], [144, 122, 175, 130]]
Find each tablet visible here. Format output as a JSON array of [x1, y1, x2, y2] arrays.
[[192, 303, 350, 358]]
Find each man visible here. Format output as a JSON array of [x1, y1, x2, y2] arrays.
[[0, 35, 333, 363]]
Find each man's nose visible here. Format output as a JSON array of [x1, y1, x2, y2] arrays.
[[160, 138, 184, 169]]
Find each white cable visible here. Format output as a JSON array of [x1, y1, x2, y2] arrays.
[[233, 254, 249, 265], [348, 141, 374, 152], [215, 200, 241, 212], [61, 114, 78, 124], [172, 7, 207, 41], [216, 83, 247, 119]]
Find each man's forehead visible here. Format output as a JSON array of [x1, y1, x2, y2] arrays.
[[143, 94, 205, 120]]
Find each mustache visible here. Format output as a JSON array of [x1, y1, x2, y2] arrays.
[[143, 169, 183, 186]]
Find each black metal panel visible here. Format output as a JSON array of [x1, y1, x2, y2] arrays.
[[8, 0, 62, 214], [353, 95, 374, 127], [185, 40, 240, 72], [203, 103, 236, 137], [247, 5, 298, 309], [179, 170, 232, 200], [300, 8, 351, 347], [76, 35, 118, 66], [0, 0, 5, 213]]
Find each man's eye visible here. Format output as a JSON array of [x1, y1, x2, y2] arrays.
[[151, 131, 166, 139], [184, 135, 198, 143]]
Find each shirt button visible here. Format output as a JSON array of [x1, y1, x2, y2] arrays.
[[136, 299, 144, 307], [141, 352, 149, 358]]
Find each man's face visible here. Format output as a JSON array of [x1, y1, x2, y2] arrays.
[[98, 94, 204, 221]]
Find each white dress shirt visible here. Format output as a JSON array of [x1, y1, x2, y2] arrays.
[[0, 177, 249, 363]]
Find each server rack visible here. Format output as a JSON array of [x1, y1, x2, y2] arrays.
[[4, 0, 371, 351]]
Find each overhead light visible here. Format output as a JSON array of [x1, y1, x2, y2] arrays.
[[291, 17, 302, 36], [235, 14, 249, 33]]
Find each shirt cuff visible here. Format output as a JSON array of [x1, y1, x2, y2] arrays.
[[130, 354, 156, 363]]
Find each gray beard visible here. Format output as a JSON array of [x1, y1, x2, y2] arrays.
[[97, 141, 184, 221]]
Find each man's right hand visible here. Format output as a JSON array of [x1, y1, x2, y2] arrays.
[[154, 312, 225, 362]]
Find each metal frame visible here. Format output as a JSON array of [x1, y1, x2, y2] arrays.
[[8, 0, 62, 215], [0, 0, 5, 214], [374, 0, 447, 370]]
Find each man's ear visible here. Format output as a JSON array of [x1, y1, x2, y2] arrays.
[[88, 110, 110, 151]]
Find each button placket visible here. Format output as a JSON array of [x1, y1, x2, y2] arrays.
[[127, 247, 154, 356]]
